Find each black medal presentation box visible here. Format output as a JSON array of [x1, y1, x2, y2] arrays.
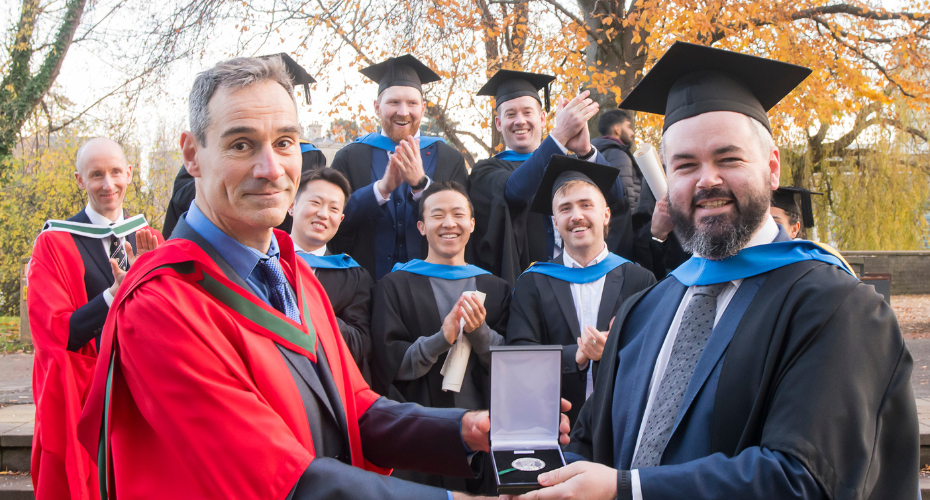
[[489, 345, 565, 495]]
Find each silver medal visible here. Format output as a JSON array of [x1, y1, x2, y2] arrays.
[[512, 458, 545, 471]]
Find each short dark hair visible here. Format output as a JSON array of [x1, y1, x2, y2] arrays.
[[302, 149, 327, 171], [295, 167, 352, 202], [417, 181, 474, 221], [597, 109, 632, 136]]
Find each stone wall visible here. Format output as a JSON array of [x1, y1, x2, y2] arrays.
[[841, 251, 930, 295]]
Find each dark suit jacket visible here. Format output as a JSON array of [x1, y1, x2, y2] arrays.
[[506, 254, 656, 425], [171, 215, 475, 499], [330, 140, 468, 279], [67, 209, 137, 351]]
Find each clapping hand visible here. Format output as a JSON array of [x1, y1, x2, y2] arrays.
[[577, 326, 608, 362], [549, 90, 599, 152], [392, 136, 427, 192]]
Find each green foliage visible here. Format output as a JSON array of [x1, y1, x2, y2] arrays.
[[0, 132, 168, 316], [781, 137, 930, 250]]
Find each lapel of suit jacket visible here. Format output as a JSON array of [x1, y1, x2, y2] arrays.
[[545, 253, 582, 340], [171, 215, 343, 425], [595, 265, 625, 331], [618, 279, 687, 467], [669, 273, 767, 439], [423, 142, 440, 178], [71, 209, 112, 279], [407, 272, 443, 339]]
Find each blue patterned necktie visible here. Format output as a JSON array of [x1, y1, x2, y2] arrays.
[[632, 282, 728, 468], [256, 255, 301, 323]]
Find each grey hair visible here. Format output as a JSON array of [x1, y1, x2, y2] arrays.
[[659, 115, 776, 166], [188, 56, 296, 145]]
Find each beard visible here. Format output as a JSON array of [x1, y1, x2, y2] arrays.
[[381, 114, 421, 143], [668, 184, 770, 261]]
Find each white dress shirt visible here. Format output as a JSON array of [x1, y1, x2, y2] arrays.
[[630, 216, 780, 498], [292, 242, 327, 275], [561, 244, 610, 399], [372, 129, 430, 205], [85, 204, 124, 307]]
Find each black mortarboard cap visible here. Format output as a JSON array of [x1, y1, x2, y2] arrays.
[[619, 42, 812, 133], [359, 55, 441, 95], [260, 53, 316, 105], [530, 155, 619, 215], [772, 186, 822, 228], [477, 69, 556, 112]]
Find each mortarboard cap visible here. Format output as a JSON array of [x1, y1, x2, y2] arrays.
[[260, 53, 316, 105], [530, 155, 619, 215], [772, 186, 821, 228], [477, 69, 556, 112], [619, 42, 812, 133], [359, 55, 441, 95]]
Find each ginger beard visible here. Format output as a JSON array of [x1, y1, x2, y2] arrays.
[[376, 86, 423, 143]]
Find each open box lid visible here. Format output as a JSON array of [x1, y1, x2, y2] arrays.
[[489, 346, 562, 451]]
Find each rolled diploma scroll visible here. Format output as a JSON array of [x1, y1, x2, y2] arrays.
[[634, 143, 668, 201], [440, 291, 487, 392]]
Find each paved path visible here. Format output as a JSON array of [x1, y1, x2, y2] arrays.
[[0, 355, 31, 406], [908, 339, 930, 399]]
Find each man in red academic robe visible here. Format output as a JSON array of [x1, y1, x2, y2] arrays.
[[28, 137, 161, 500], [78, 55, 570, 500]]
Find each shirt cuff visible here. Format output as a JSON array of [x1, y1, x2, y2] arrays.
[[411, 176, 432, 201], [102, 288, 114, 307], [632, 469, 642, 500], [447, 491, 454, 500], [373, 182, 391, 206], [550, 135, 569, 154]]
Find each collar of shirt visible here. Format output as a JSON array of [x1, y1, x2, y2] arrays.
[[85, 203, 125, 225], [293, 241, 327, 256], [562, 244, 609, 269], [185, 201, 280, 284], [380, 129, 421, 140]]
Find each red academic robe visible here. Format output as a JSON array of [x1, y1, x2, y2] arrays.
[[28, 228, 163, 500], [77, 230, 387, 499]]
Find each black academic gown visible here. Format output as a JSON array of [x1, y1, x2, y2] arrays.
[[313, 252, 375, 384], [506, 254, 656, 427], [370, 270, 511, 494], [566, 259, 918, 499], [469, 155, 553, 284], [67, 209, 137, 351], [330, 140, 469, 280]]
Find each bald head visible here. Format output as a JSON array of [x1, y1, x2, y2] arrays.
[[74, 137, 133, 221], [76, 137, 127, 176]]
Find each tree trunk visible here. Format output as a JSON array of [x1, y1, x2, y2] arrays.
[[576, 0, 650, 136], [0, 0, 87, 161]]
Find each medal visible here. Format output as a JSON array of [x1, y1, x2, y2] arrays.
[[511, 457, 545, 471]]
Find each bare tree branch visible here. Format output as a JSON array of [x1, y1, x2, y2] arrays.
[[453, 129, 492, 155], [812, 16, 916, 98]]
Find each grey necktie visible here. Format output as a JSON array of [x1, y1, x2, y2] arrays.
[[632, 282, 728, 468]]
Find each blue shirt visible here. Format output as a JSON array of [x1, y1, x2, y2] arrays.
[[185, 202, 298, 322]]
